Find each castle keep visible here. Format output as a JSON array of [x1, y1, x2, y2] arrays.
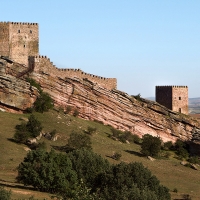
[[0, 22, 116, 90], [156, 86, 188, 114], [0, 22, 39, 66]]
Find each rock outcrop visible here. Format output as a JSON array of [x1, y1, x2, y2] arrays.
[[0, 59, 39, 113], [1, 58, 200, 147], [30, 68, 200, 143]]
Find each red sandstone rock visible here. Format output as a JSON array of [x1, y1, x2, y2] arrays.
[[1, 58, 200, 146], [29, 70, 200, 143]]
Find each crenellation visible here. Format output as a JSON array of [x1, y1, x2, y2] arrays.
[[0, 21, 117, 90]]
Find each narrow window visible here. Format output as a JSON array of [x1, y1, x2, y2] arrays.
[[24, 44, 26, 48], [179, 108, 181, 113], [18, 30, 20, 33], [179, 97, 181, 100], [30, 30, 32, 34]]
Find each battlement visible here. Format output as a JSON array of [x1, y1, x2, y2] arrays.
[[156, 85, 188, 88], [0, 21, 117, 90], [0, 22, 38, 26], [31, 55, 117, 90]]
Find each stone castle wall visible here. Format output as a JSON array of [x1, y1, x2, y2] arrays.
[[156, 86, 188, 114], [156, 86, 173, 110], [0, 22, 39, 66], [0, 22, 10, 57], [172, 86, 188, 114], [31, 55, 117, 90]]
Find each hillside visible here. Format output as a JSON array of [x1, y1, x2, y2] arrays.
[[0, 110, 200, 199], [1, 57, 200, 150]]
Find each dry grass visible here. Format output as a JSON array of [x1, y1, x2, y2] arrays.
[[0, 110, 200, 199]]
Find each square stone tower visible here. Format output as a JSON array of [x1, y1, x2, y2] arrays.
[[0, 22, 39, 66], [156, 86, 188, 114]]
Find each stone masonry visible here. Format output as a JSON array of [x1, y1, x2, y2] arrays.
[[0, 22, 39, 66], [0, 21, 117, 90], [156, 86, 188, 115]]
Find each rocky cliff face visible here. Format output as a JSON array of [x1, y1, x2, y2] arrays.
[[30, 69, 200, 144], [1, 58, 200, 146], [0, 59, 38, 113]]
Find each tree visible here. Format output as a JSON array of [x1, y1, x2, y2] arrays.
[[67, 148, 110, 189], [34, 92, 54, 113], [141, 134, 162, 157], [14, 122, 30, 143], [14, 114, 43, 143], [26, 114, 43, 138], [17, 149, 77, 196], [66, 132, 92, 152], [95, 162, 171, 200]]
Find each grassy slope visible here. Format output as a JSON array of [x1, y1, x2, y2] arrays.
[[0, 110, 200, 200]]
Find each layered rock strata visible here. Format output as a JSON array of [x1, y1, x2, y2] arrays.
[[1, 58, 200, 146], [0, 59, 38, 113], [30, 70, 200, 143]]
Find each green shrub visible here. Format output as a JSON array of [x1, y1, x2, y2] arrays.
[[26, 78, 42, 93], [112, 152, 122, 160], [67, 148, 110, 189], [14, 122, 30, 143], [65, 106, 72, 114], [73, 109, 79, 117], [96, 162, 171, 200], [86, 126, 97, 135], [141, 134, 162, 157], [173, 188, 178, 193], [49, 129, 57, 138], [26, 78, 54, 113], [0, 186, 11, 200], [17, 149, 77, 195], [132, 134, 141, 144], [187, 156, 200, 164], [163, 141, 173, 150], [66, 132, 92, 152], [14, 114, 42, 143], [34, 92, 54, 113], [132, 93, 142, 101]]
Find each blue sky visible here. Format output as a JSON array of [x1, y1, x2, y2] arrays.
[[2, 0, 200, 97]]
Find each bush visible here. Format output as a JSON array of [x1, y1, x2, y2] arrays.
[[14, 122, 31, 143], [132, 93, 142, 101], [34, 92, 54, 113], [187, 156, 200, 164], [141, 134, 162, 157], [163, 141, 173, 150], [65, 106, 72, 114], [73, 109, 79, 117], [67, 148, 110, 189], [49, 129, 57, 138], [174, 139, 189, 159], [86, 126, 97, 135], [66, 132, 92, 152], [17, 149, 77, 195], [173, 188, 178, 193], [112, 152, 122, 160], [26, 114, 43, 138], [0, 187, 11, 200], [95, 162, 171, 200], [26, 78, 54, 113], [14, 114, 42, 143], [132, 134, 141, 144], [26, 78, 42, 93]]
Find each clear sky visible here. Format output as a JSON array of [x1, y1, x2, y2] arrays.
[[1, 0, 200, 98]]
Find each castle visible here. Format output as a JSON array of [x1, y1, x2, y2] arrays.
[[0, 22, 117, 90], [0, 22, 189, 114], [156, 86, 188, 115]]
